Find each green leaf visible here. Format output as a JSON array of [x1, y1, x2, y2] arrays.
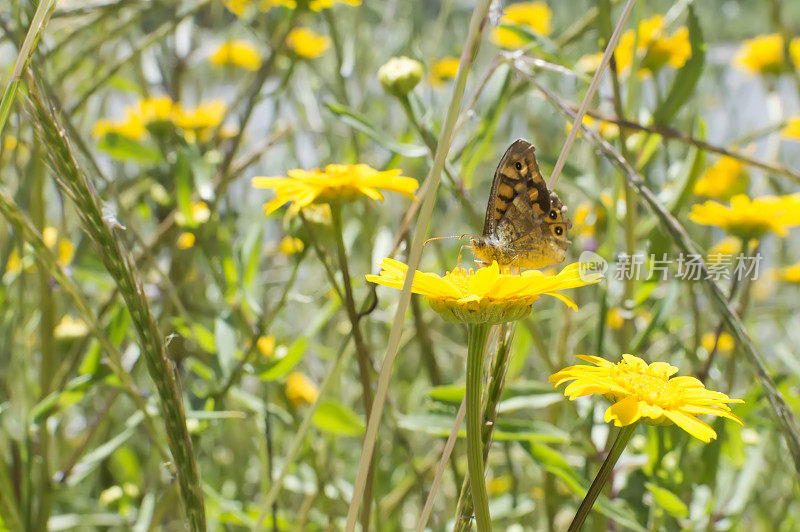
[[214, 318, 237, 376], [175, 150, 196, 227], [259, 337, 307, 381], [313, 400, 365, 436], [428, 384, 465, 403], [652, 6, 705, 125], [325, 102, 427, 157], [97, 133, 161, 163], [398, 413, 568, 443], [645, 482, 689, 518]]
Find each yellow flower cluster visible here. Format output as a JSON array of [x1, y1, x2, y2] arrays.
[[491, 1, 552, 49], [367, 259, 601, 325], [693, 156, 747, 199], [5, 226, 75, 277], [614, 15, 691, 77], [567, 115, 619, 140], [701, 332, 735, 354], [93, 96, 227, 143], [734, 33, 800, 76], [225, 0, 360, 16], [209, 40, 262, 70], [690, 194, 800, 239], [550, 354, 743, 442], [287, 27, 331, 59], [252, 164, 418, 215]]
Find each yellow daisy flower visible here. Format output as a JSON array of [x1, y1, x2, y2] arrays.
[[693, 156, 748, 199], [209, 40, 262, 70], [734, 33, 799, 75], [689, 194, 800, 239], [430, 56, 460, 87], [366, 259, 601, 325], [549, 354, 743, 442], [776, 262, 800, 283], [783, 116, 800, 141], [286, 27, 330, 59], [286, 372, 319, 407], [491, 1, 552, 49], [252, 164, 418, 215]]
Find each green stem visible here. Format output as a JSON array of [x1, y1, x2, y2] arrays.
[[568, 422, 639, 532], [330, 203, 376, 531], [465, 323, 492, 532]]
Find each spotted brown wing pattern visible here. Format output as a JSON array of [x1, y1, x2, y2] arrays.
[[470, 139, 572, 269]]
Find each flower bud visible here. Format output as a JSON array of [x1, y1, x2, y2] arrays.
[[378, 56, 423, 97]]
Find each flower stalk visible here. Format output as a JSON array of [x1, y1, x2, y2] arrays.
[[568, 422, 639, 531], [465, 322, 493, 532], [330, 202, 376, 530]]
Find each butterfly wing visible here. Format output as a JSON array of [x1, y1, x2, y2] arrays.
[[511, 190, 572, 268], [482, 139, 550, 242], [477, 138, 572, 269]]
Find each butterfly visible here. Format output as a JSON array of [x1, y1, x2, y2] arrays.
[[470, 139, 572, 270]]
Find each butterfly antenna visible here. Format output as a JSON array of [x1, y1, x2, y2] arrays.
[[423, 235, 461, 246]]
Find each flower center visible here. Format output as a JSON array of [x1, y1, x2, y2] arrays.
[[612, 365, 681, 408]]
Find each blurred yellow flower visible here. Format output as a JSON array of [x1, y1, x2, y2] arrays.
[[693, 156, 748, 199], [776, 262, 800, 283], [707, 236, 742, 260], [607, 307, 624, 330], [257, 335, 276, 357], [42, 227, 75, 267], [279, 236, 304, 255], [252, 164, 418, 215], [54, 315, 89, 340], [575, 52, 603, 75], [549, 354, 743, 442], [176, 201, 212, 227], [209, 40, 262, 70], [306, 0, 361, 9], [701, 332, 735, 354], [92, 117, 146, 141], [614, 15, 691, 77], [491, 1, 552, 49], [783, 117, 800, 140], [177, 100, 227, 141], [227, 0, 360, 15], [367, 259, 601, 325], [94, 96, 226, 143], [177, 232, 196, 249], [690, 194, 800, 239], [567, 114, 619, 140], [286, 372, 319, 406], [287, 27, 330, 59], [734, 33, 800, 75], [430, 56, 460, 87], [5, 249, 22, 275]]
